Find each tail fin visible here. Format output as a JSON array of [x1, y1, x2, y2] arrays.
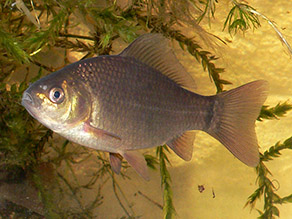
[[206, 80, 269, 167]]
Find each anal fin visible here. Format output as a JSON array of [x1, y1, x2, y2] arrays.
[[166, 131, 195, 161]]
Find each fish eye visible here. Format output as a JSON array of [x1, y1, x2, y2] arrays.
[[49, 87, 65, 104]]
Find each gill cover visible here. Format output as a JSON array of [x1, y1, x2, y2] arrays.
[[57, 79, 91, 126]]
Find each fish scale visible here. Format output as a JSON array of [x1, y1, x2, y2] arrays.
[[22, 34, 268, 180], [73, 56, 213, 147]]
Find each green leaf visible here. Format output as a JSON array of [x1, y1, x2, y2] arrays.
[[18, 82, 27, 92], [99, 32, 112, 49], [157, 145, 176, 218], [218, 79, 232, 85], [197, 0, 218, 25], [25, 9, 68, 53], [258, 102, 292, 121], [271, 206, 280, 217], [223, 2, 260, 35], [275, 194, 292, 204], [144, 154, 159, 170], [0, 26, 30, 63], [283, 137, 292, 146]]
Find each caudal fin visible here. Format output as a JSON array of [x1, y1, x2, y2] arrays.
[[206, 80, 269, 167]]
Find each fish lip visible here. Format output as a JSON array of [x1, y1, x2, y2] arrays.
[[22, 91, 39, 120], [21, 91, 34, 107]]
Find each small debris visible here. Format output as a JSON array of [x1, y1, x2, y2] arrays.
[[198, 185, 205, 193]]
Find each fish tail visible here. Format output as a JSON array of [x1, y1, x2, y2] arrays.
[[206, 80, 269, 166]]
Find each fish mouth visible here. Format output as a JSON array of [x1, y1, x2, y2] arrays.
[[22, 91, 34, 107], [22, 91, 39, 119]]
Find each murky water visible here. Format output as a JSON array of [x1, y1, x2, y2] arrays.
[[2, 1, 292, 218]]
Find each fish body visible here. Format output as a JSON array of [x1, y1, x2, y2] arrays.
[[22, 34, 268, 180]]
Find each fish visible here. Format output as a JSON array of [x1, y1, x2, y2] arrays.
[[21, 34, 269, 180]]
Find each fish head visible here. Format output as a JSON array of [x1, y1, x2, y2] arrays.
[[22, 72, 91, 132]]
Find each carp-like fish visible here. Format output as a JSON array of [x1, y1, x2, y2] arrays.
[[22, 34, 268, 180]]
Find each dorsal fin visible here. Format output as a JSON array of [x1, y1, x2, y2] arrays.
[[119, 33, 196, 92]]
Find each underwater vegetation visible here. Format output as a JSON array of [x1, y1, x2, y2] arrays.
[[1, 0, 292, 218]]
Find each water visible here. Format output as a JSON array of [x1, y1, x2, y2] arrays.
[[2, 0, 292, 218]]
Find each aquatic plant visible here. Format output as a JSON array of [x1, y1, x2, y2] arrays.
[[1, 0, 292, 218]]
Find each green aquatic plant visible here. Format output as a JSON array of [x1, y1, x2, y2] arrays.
[[259, 102, 292, 121], [0, 27, 30, 63], [0, 80, 50, 180], [223, 1, 261, 35], [157, 145, 176, 218], [1, 0, 292, 218], [244, 102, 292, 218], [224, 0, 292, 54], [197, 0, 218, 24], [246, 137, 292, 218]]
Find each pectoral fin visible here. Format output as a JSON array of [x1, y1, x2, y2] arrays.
[[109, 153, 123, 174], [119, 151, 150, 181], [83, 122, 121, 141]]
